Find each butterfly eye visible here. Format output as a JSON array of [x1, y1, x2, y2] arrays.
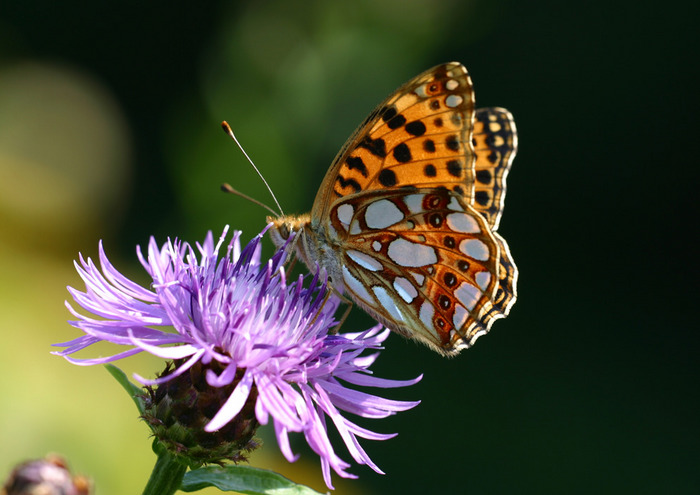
[[278, 224, 290, 239]]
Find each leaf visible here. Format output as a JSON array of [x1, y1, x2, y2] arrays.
[[181, 465, 326, 495], [104, 364, 146, 415]]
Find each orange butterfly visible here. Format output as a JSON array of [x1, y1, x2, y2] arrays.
[[268, 62, 518, 356]]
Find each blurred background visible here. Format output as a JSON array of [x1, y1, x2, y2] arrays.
[[0, 0, 697, 493]]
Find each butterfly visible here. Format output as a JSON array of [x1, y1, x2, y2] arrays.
[[268, 62, 518, 356]]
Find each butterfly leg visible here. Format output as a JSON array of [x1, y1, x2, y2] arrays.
[[325, 283, 354, 334], [281, 231, 303, 278], [285, 256, 298, 279], [330, 295, 353, 334], [306, 281, 354, 334]]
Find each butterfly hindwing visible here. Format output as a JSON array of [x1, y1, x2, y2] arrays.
[[329, 187, 501, 354], [492, 232, 518, 317]]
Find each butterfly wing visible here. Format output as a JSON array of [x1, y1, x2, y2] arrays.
[[471, 108, 518, 317], [310, 62, 476, 223], [327, 187, 501, 355], [472, 108, 518, 230], [293, 62, 518, 355]]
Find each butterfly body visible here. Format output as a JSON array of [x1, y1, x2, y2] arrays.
[[268, 62, 518, 356]]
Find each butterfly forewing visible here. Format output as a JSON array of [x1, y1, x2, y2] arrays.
[[329, 187, 501, 354], [312, 62, 476, 221], [472, 108, 518, 230]]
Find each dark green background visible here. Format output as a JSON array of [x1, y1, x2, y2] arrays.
[[1, 0, 697, 493]]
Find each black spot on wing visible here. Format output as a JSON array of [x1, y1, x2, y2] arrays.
[[387, 114, 406, 130], [474, 190, 490, 206], [476, 169, 492, 184], [429, 213, 443, 227], [393, 143, 412, 163], [336, 175, 362, 192], [381, 106, 398, 122], [378, 169, 398, 187], [447, 160, 462, 178], [359, 136, 387, 158], [406, 121, 426, 136], [346, 156, 368, 177], [446, 135, 460, 151], [439, 294, 451, 309]]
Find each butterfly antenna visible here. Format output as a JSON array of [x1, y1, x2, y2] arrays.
[[221, 121, 285, 216], [220, 183, 279, 216]]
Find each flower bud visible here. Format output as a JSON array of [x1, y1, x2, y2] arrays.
[[2, 455, 90, 495], [142, 359, 261, 468]]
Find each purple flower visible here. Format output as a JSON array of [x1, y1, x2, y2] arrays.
[[54, 226, 421, 489]]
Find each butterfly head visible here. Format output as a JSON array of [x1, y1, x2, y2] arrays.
[[266, 213, 311, 250]]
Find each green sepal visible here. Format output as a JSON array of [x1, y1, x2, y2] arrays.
[[181, 465, 326, 495], [104, 364, 146, 415]]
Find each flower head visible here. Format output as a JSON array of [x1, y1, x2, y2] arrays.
[[2, 455, 91, 495], [55, 226, 420, 488]]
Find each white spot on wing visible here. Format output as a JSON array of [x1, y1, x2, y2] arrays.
[[350, 221, 362, 235], [447, 196, 464, 211], [414, 84, 428, 98], [404, 194, 425, 214], [446, 212, 479, 233], [459, 238, 490, 261], [393, 277, 418, 303], [475, 271, 492, 290], [411, 272, 425, 286], [419, 301, 437, 336], [387, 238, 438, 267], [365, 199, 404, 229], [455, 282, 480, 311], [445, 94, 463, 108], [337, 203, 354, 227], [372, 240, 382, 252], [342, 266, 373, 305], [445, 79, 459, 90], [373, 286, 404, 322], [453, 304, 468, 328], [347, 249, 383, 272]]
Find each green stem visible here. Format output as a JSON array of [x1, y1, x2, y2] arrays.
[[142, 450, 187, 495]]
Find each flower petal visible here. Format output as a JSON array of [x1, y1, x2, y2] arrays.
[[205, 368, 255, 432]]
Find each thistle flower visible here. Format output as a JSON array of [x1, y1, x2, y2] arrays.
[[54, 226, 420, 489]]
